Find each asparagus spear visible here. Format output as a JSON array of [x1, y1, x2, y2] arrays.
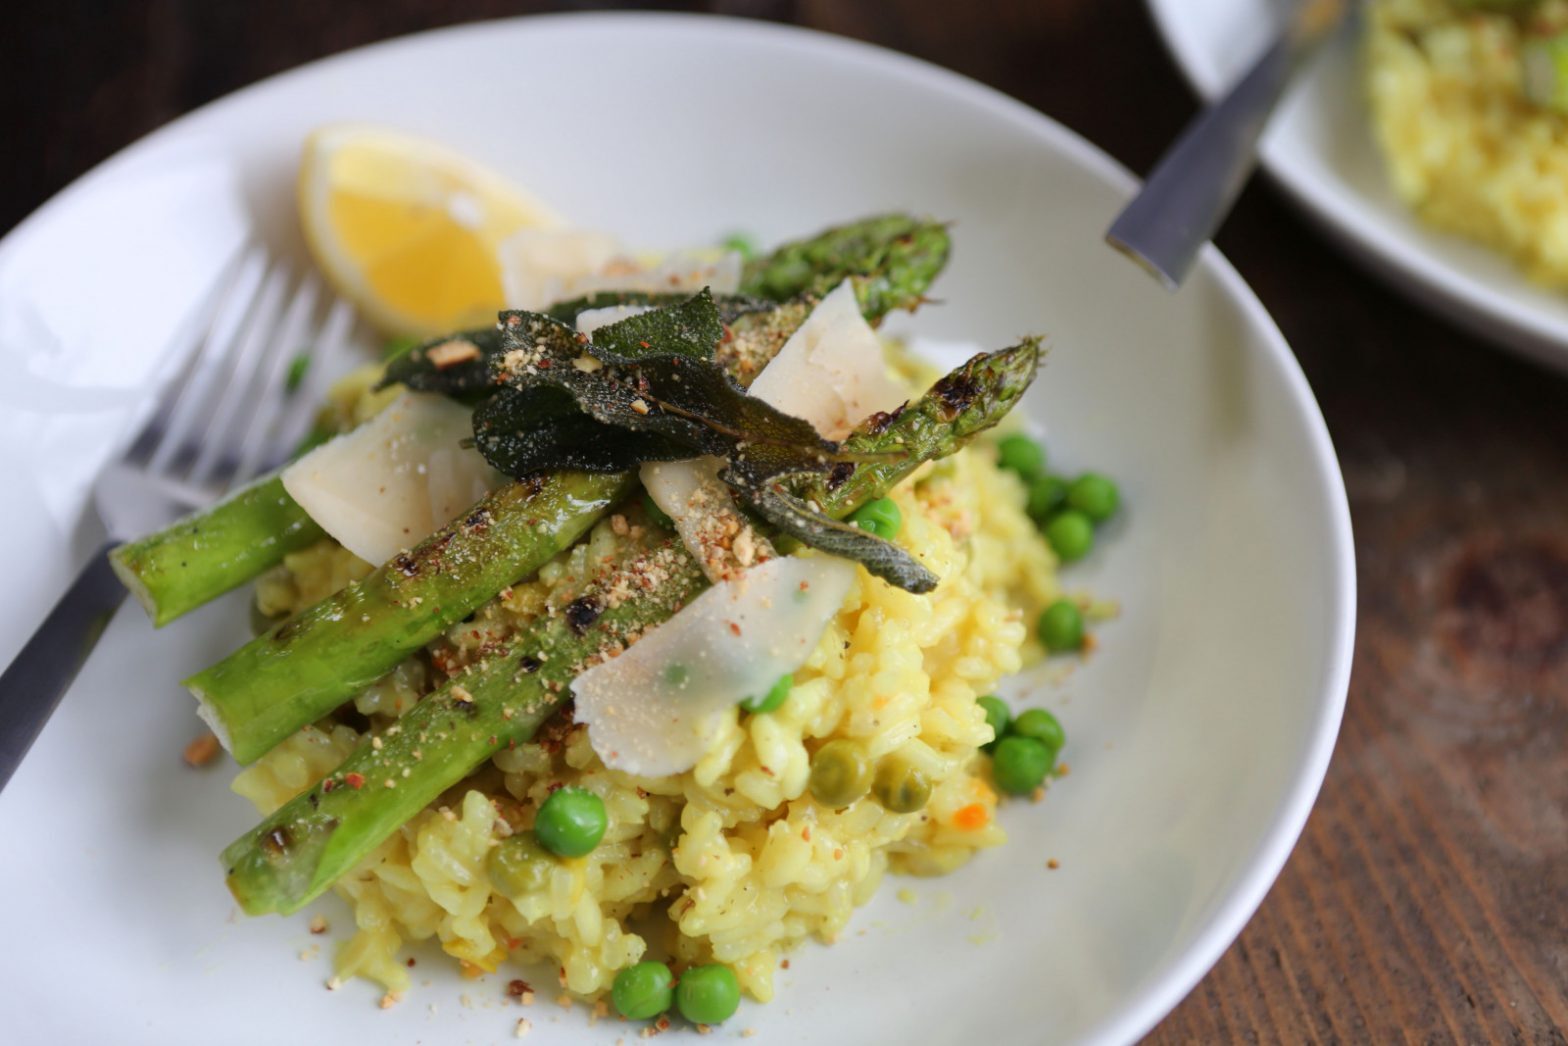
[[108, 475, 324, 628], [190, 472, 631, 765], [740, 213, 950, 320], [223, 342, 1039, 915], [111, 215, 950, 627], [190, 225, 951, 764]]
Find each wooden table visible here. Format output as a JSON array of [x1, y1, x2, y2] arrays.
[[6, 1, 1565, 1040]]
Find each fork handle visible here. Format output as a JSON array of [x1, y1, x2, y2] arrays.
[[0, 542, 126, 792]]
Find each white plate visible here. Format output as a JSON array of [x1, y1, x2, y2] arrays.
[[0, 14, 1354, 1046], [1147, 0, 1568, 372]]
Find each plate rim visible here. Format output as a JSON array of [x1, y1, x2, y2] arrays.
[[1144, 0, 1568, 371], [0, 12, 1357, 1044]]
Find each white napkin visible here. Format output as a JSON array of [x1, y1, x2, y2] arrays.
[[0, 156, 251, 531], [0, 154, 250, 661]]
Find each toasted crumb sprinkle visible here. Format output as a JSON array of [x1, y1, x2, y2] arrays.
[[1047, 858, 1060, 870], [428, 339, 481, 369], [182, 732, 221, 768], [556, 993, 573, 1010], [325, 976, 342, 991], [630, 397, 651, 415], [379, 991, 402, 1009], [452, 685, 474, 704], [308, 915, 329, 935], [515, 1017, 533, 1038], [741, 1030, 758, 1038], [696, 1024, 712, 1035]]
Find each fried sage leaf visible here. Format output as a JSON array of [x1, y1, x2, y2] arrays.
[[472, 386, 691, 476], [490, 289, 936, 590], [380, 328, 504, 400]]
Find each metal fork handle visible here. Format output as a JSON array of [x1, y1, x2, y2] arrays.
[[0, 542, 126, 792], [1105, 3, 1345, 289]]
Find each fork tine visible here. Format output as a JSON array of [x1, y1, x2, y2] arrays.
[[126, 245, 252, 457], [146, 246, 269, 476], [227, 274, 321, 490], [266, 295, 357, 468], [186, 261, 291, 486]]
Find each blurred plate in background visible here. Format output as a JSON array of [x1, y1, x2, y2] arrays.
[[1147, 0, 1568, 372]]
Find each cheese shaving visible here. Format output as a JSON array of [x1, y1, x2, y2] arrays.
[[572, 556, 855, 777], [281, 392, 505, 566]]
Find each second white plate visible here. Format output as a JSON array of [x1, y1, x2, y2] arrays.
[[1147, 0, 1568, 372]]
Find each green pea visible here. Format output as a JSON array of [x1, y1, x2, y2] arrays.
[[533, 787, 607, 858], [992, 736, 1053, 795], [740, 673, 792, 714], [1067, 472, 1120, 524], [873, 754, 933, 813], [976, 695, 1010, 752], [808, 739, 872, 807], [1012, 708, 1066, 755], [675, 963, 741, 1025], [486, 832, 555, 896], [1044, 510, 1094, 562], [849, 497, 902, 540], [1026, 475, 1067, 522], [720, 232, 759, 261], [642, 492, 674, 530], [996, 434, 1046, 479], [612, 961, 674, 1021], [284, 352, 311, 394], [1037, 599, 1085, 654]]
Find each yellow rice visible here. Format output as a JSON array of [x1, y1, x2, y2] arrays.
[[1367, 0, 1568, 285], [235, 363, 1059, 1005]]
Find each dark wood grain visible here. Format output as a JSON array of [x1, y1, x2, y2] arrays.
[[6, 1, 1567, 1041]]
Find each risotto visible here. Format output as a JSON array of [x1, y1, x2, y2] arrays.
[[1367, 0, 1568, 285], [236, 416, 1058, 1004], [108, 193, 1120, 1029]]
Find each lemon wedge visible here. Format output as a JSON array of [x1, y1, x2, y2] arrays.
[[298, 125, 564, 336]]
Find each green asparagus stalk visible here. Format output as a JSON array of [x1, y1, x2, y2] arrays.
[[223, 342, 1039, 915], [740, 213, 950, 320], [109, 475, 324, 628], [186, 219, 953, 765], [110, 214, 950, 628], [190, 472, 631, 765]]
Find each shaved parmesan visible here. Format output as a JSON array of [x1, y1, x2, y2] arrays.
[[640, 458, 773, 583], [573, 556, 855, 777], [282, 392, 505, 566], [498, 228, 621, 310], [500, 226, 742, 310], [746, 279, 909, 438]]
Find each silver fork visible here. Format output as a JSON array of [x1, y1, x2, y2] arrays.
[[1105, 0, 1352, 289], [0, 248, 354, 790]]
